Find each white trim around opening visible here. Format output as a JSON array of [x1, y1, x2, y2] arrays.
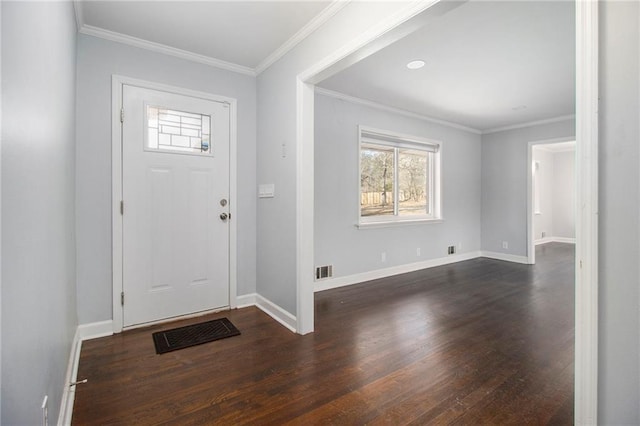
[[574, 1, 599, 423]]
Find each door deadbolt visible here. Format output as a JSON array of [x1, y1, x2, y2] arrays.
[[220, 199, 227, 207], [220, 212, 228, 221]]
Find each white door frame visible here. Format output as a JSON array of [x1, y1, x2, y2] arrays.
[[111, 75, 238, 333], [296, 1, 598, 424], [527, 136, 577, 265]]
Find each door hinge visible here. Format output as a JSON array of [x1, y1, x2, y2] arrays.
[[120, 108, 124, 123], [121, 292, 125, 306], [120, 201, 124, 215]]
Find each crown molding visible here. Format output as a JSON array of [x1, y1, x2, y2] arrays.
[[316, 87, 575, 137], [78, 24, 256, 76], [72, 1, 349, 77], [534, 142, 576, 153], [255, 1, 350, 75], [536, 146, 576, 153], [315, 87, 483, 135], [73, 0, 84, 32], [482, 114, 576, 135]]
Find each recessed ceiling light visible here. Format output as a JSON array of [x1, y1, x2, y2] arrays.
[[406, 60, 425, 70]]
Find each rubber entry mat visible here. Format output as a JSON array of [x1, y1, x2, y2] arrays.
[[152, 318, 241, 354]]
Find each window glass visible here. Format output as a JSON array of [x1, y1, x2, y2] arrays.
[[146, 106, 211, 155], [360, 145, 395, 217], [359, 127, 441, 224], [398, 149, 429, 216]]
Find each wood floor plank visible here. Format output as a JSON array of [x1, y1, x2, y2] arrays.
[[73, 243, 574, 425]]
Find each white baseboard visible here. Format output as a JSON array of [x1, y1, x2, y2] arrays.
[[57, 328, 82, 426], [236, 293, 257, 308], [58, 320, 114, 425], [314, 251, 482, 293], [254, 294, 297, 333], [535, 237, 554, 245], [78, 320, 114, 341], [551, 237, 576, 244], [480, 251, 530, 264], [236, 293, 297, 333], [535, 236, 576, 245]]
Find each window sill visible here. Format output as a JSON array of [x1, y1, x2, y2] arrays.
[[356, 218, 444, 229]]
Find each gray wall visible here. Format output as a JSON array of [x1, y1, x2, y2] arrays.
[[314, 94, 481, 278], [257, 1, 422, 315], [75, 35, 257, 324], [1, 2, 78, 424], [598, 1, 640, 423], [480, 119, 575, 256], [552, 150, 575, 239]]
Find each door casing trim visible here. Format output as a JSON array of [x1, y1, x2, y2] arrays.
[[111, 75, 238, 333]]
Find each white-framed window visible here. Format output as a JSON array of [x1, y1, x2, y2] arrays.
[[358, 126, 441, 226]]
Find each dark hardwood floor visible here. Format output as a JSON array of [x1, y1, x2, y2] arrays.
[[73, 243, 574, 425]]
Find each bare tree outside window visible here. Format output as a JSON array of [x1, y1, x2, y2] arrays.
[[359, 126, 440, 223], [398, 149, 429, 216], [360, 146, 395, 216]]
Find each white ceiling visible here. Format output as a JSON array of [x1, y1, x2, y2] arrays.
[[76, 0, 333, 73], [76, 1, 575, 131], [318, 1, 576, 132]]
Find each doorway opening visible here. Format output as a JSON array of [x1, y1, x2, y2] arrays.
[[296, 1, 598, 423], [528, 138, 577, 265]]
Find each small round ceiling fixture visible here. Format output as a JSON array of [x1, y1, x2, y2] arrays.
[[406, 60, 426, 70]]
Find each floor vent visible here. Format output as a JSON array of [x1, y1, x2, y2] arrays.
[[316, 265, 333, 280]]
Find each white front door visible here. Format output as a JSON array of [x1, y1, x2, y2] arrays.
[[122, 84, 230, 327]]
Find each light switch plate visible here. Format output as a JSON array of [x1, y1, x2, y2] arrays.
[[258, 184, 275, 198]]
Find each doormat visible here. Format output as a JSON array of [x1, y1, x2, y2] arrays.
[[152, 317, 241, 354]]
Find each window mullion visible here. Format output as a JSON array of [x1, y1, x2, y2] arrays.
[[394, 148, 399, 216]]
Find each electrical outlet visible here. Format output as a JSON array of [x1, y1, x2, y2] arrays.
[[502, 241, 509, 249], [447, 245, 456, 255], [42, 395, 48, 426], [416, 247, 421, 256], [381, 252, 386, 262], [457, 242, 462, 252]]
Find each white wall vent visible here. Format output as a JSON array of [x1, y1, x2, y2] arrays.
[[315, 265, 333, 280]]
